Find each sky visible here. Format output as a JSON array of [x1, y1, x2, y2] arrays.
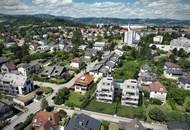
[[0, 0, 190, 20]]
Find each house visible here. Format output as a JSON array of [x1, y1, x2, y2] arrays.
[[178, 75, 190, 90], [18, 63, 40, 76], [84, 48, 98, 59], [41, 66, 67, 78], [75, 74, 94, 94], [114, 48, 123, 57], [65, 113, 101, 130], [96, 77, 115, 103], [167, 121, 190, 130], [32, 111, 60, 130], [70, 57, 81, 69], [0, 57, 8, 66], [0, 101, 13, 121], [138, 64, 156, 86], [164, 62, 183, 80], [121, 79, 140, 107], [0, 73, 34, 96], [93, 42, 106, 51], [170, 36, 190, 52], [153, 35, 163, 43], [1, 62, 17, 73], [149, 81, 167, 102], [51, 66, 67, 77], [41, 66, 55, 77], [119, 119, 146, 130]]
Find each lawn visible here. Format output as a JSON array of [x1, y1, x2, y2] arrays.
[[65, 92, 85, 108], [85, 99, 117, 115], [113, 59, 145, 80], [116, 104, 146, 120]]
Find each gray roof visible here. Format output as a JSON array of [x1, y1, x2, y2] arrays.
[[166, 69, 183, 75], [106, 61, 115, 68], [119, 119, 146, 130], [85, 48, 98, 57], [41, 66, 55, 76], [51, 66, 65, 77], [99, 66, 109, 75], [65, 114, 101, 130], [179, 76, 190, 84], [0, 57, 8, 65], [168, 121, 190, 130]]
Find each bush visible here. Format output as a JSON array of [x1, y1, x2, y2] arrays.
[[185, 101, 190, 112], [53, 88, 70, 105], [148, 107, 166, 122], [14, 114, 34, 130], [59, 110, 67, 118], [150, 99, 162, 105], [46, 106, 54, 112]]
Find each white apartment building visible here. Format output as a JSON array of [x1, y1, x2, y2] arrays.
[[153, 35, 163, 43], [121, 79, 140, 107], [123, 25, 140, 47], [96, 77, 115, 103], [0, 73, 34, 96]]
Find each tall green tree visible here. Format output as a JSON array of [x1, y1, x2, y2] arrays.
[[41, 98, 49, 110]]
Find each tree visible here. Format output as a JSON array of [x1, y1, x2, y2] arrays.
[[186, 101, 190, 112], [0, 43, 4, 56], [53, 88, 70, 105], [168, 88, 185, 105], [149, 107, 166, 122], [41, 98, 49, 110], [59, 110, 67, 118]]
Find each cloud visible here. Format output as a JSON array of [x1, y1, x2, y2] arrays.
[[0, 0, 190, 20], [32, 0, 72, 5]]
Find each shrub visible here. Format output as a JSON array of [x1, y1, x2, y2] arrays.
[[59, 110, 67, 118], [185, 101, 190, 112], [148, 107, 166, 122], [150, 99, 162, 105], [14, 114, 34, 130]]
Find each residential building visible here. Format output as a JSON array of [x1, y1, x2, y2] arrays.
[[0, 101, 13, 121], [153, 35, 163, 43], [96, 77, 115, 103], [121, 79, 140, 107], [149, 81, 167, 102], [0, 57, 8, 66], [93, 42, 106, 51], [167, 121, 190, 130], [65, 113, 101, 130], [0, 73, 34, 96], [138, 64, 156, 86], [164, 62, 183, 80], [32, 111, 60, 130], [123, 25, 140, 47], [178, 75, 190, 90], [70, 57, 81, 69], [84, 48, 98, 59], [18, 63, 40, 76], [170, 36, 190, 52], [1, 62, 17, 74], [119, 119, 146, 130], [75, 74, 94, 94], [41, 66, 67, 78]]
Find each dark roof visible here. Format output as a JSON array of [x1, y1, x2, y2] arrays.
[[179, 76, 190, 84], [4, 62, 17, 70], [119, 119, 146, 130], [0, 57, 8, 65], [167, 121, 190, 130], [65, 114, 101, 130], [165, 69, 183, 75]]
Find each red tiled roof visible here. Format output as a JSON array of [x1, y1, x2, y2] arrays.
[[32, 111, 59, 130], [75, 74, 94, 85], [149, 81, 167, 93]]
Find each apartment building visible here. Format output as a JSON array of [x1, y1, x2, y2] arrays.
[[96, 77, 115, 103], [0, 73, 34, 96], [121, 79, 140, 107]]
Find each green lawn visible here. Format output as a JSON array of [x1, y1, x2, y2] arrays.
[[85, 99, 117, 115], [65, 92, 85, 107], [116, 104, 146, 120], [113, 59, 145, 80]]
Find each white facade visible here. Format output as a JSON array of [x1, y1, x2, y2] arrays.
[[96, 77, 115, 103], [123, 25, 140, 46], [150, 91, 167, 102], [121, 79, 140, 107], [153, 36, 163, 43], [70, 62, 80, 68], [93, 42, 106, 51], [0, 73, 34, 96]]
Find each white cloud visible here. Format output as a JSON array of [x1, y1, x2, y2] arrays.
[[0, 0, 190, 20]]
